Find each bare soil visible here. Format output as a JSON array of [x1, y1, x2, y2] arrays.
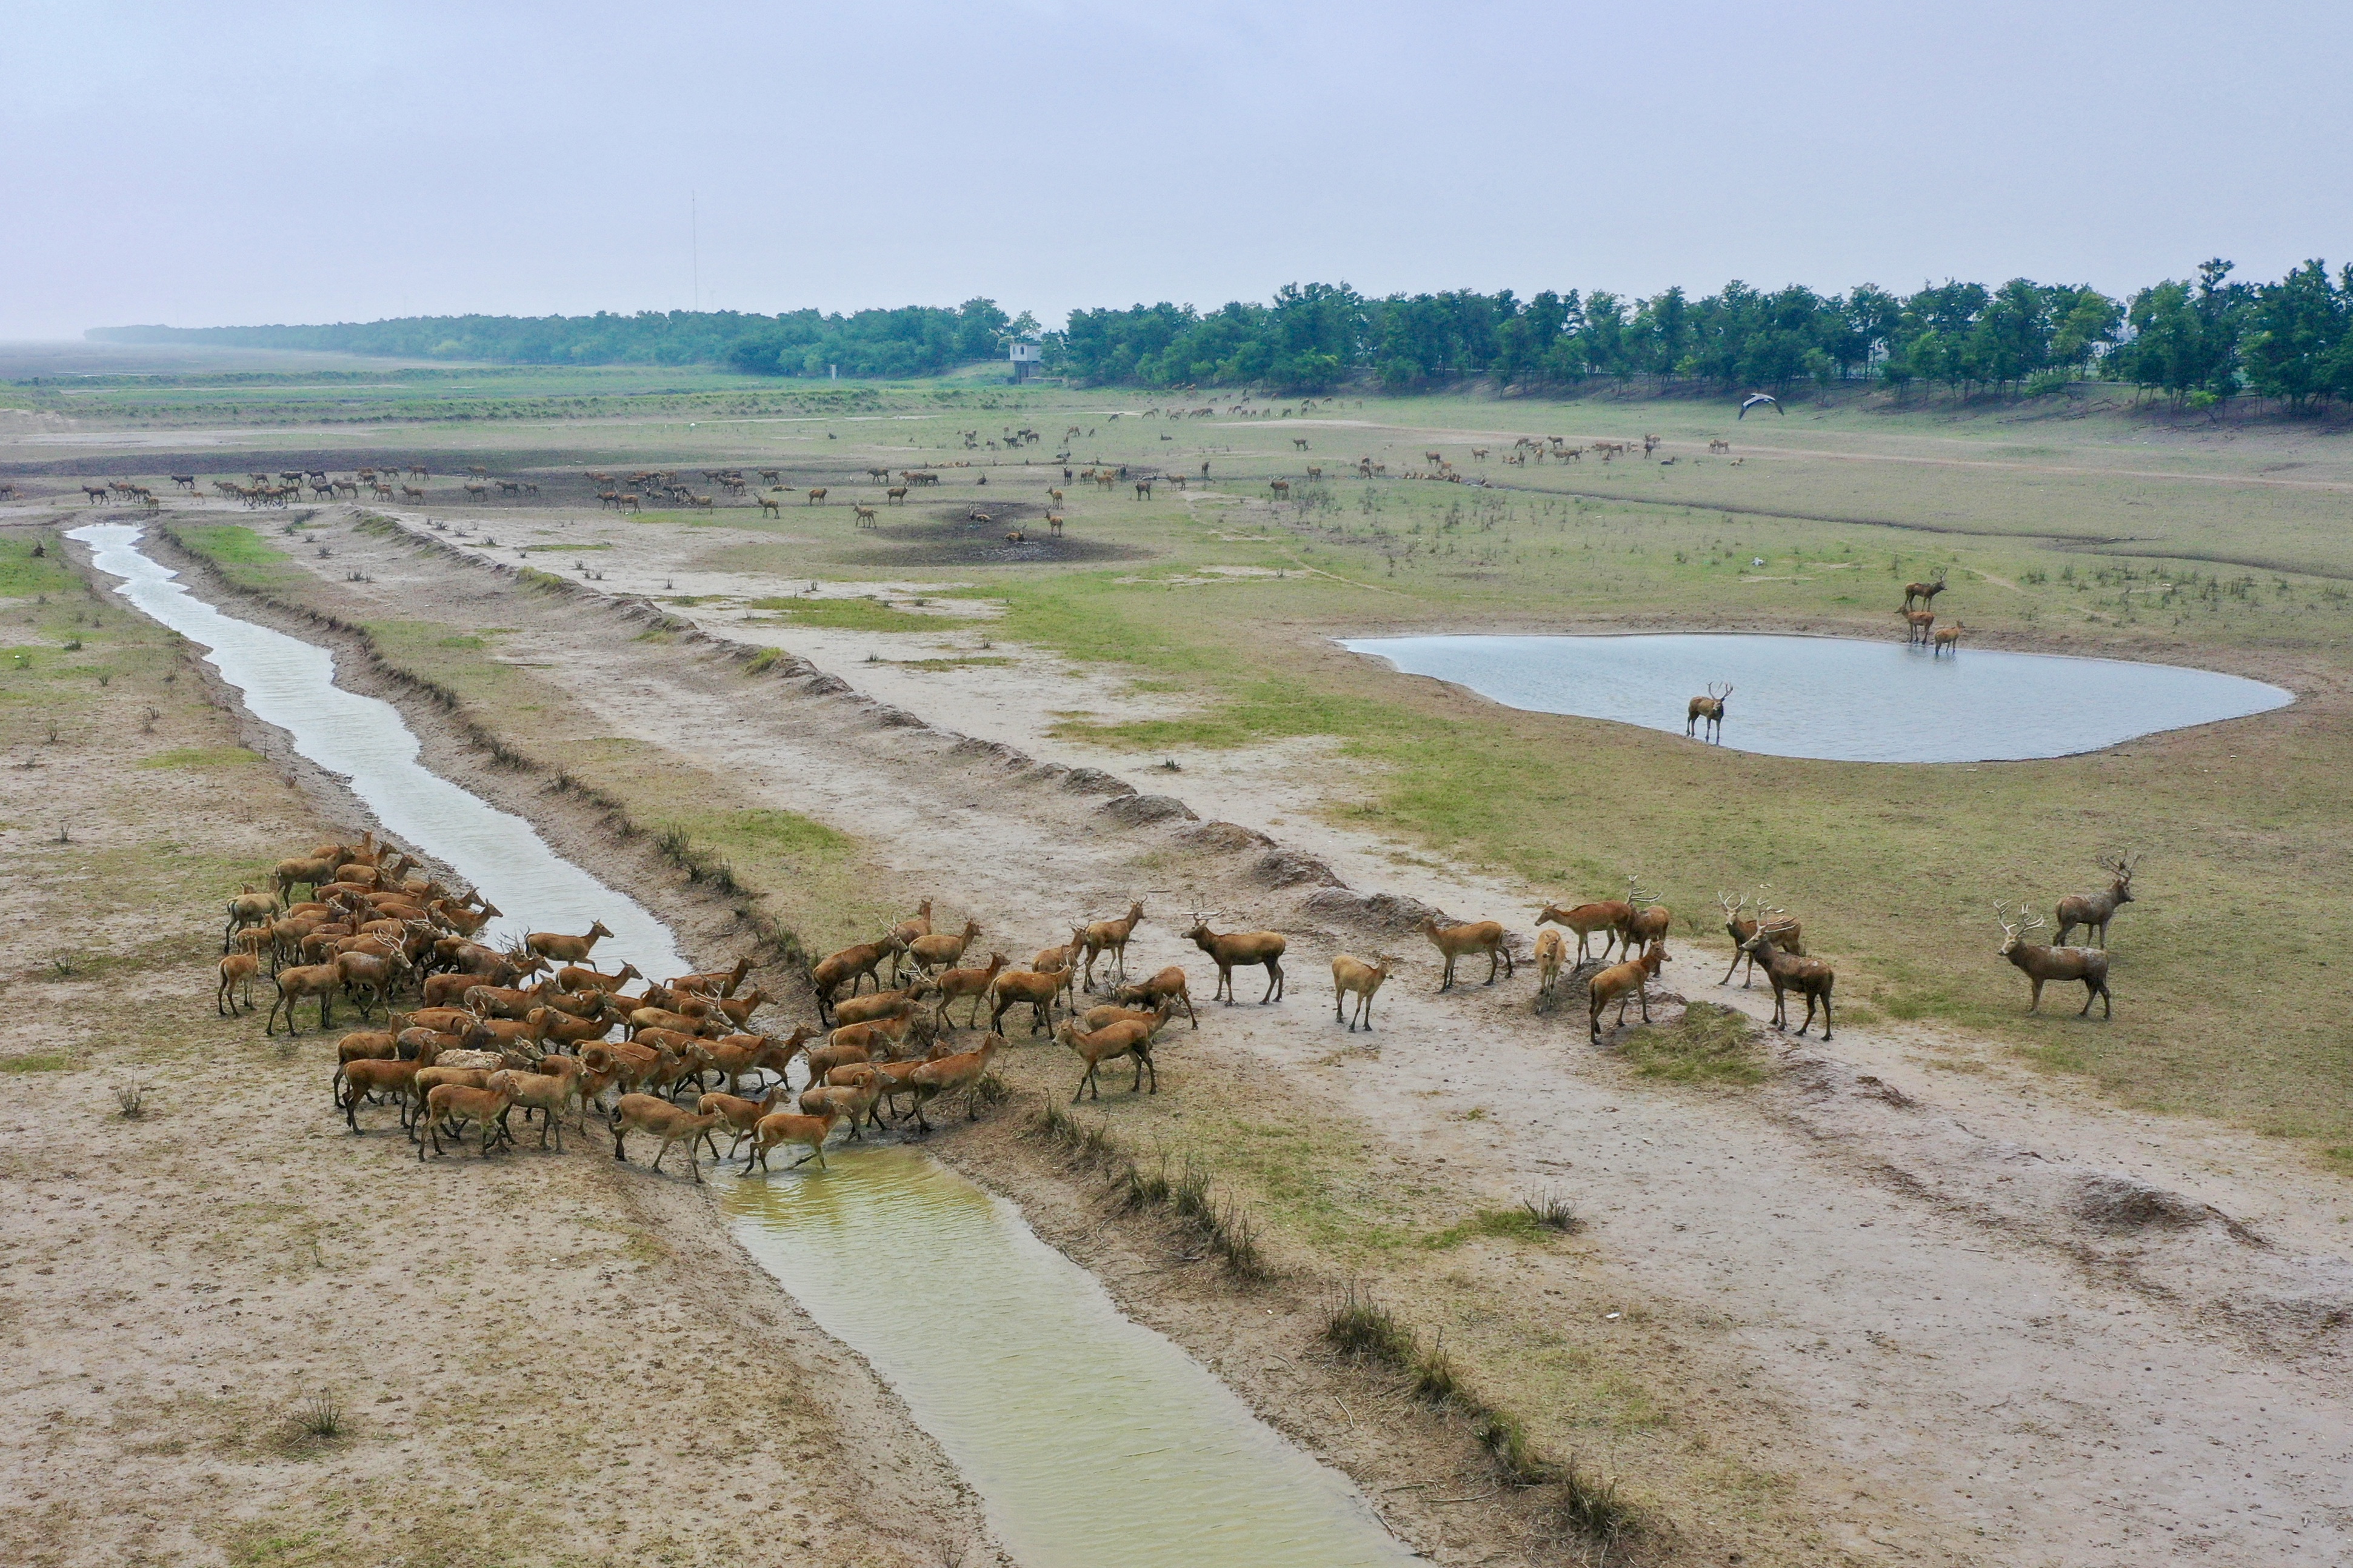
[[157, 498, 2353, 1566]]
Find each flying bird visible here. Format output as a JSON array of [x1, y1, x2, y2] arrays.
[[1738, 393, 1781, 419]]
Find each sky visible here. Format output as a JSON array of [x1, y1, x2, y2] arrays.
[[5, 0, 2351, 340]]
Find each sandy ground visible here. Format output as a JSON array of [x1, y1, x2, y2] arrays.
[[176, 500, 2353, 1566], [0, 532, 993, 1568]]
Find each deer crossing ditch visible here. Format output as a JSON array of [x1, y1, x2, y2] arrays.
[[1340, 631, 2292, 763], [76, 522, 1415, 1568]]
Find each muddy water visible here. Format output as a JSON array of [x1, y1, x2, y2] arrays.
[[80, 522, 1417, 1568], [1343, 631, 2292, 763], [729, 1151, 1409, 1568]]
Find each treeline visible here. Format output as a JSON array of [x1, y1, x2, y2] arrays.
[[1054, 261, 2353, 409], [92, 299, 1037, 381], [91, 259, 2353, 410]]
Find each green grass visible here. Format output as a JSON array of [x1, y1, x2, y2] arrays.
[[1423, 1207, 1562, 1248], [0, 539, 78, 598], [744, 596, 942, 632], [0, 1051, 76, 1073], [170, 524, 299, 589], [139, 746, 265, 770], [1615, 1003, 1771, 1086]]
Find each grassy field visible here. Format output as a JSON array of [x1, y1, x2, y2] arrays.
[[28, 365, 2353, 1161]]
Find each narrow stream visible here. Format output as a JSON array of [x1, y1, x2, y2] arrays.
[[78, 522, 1417, 1568]]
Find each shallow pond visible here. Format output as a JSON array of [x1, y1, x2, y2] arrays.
[[1340, 632, 2292, 763], [82, 522, 1414, 1568]]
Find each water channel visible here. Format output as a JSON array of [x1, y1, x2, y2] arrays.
[[78, 522, 1417, 1568], [1341, 632, 2292, 763]]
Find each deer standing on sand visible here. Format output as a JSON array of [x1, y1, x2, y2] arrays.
[[1737, 919, 1835, 1039], [1420, 915, 1514, 990], [1536, 896, 1635, 964], [1903, 569, 1948, 612], [1996, 902, 2112, 1018], [1717, 892, 1803, 987], [1588, 941, 1667, 1043], [2055, 855, 2137, 948], [1902, 608, 1936, 646], [1686, 683, 1732, 742], [1331, 953, 1397, 1030], [1183, 915, 1286, 1004]]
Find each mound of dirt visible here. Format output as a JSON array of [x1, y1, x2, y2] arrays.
[[2072, 1173, 2211, 1231], [1099, 793, 1198, 826]]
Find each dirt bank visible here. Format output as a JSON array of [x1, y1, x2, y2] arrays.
[[0, 524, 992, 1568]]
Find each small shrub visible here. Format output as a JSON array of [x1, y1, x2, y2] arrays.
[[114, 1081, 149, 1119], [296, 1389, 344, 1439], [1323, 1283, 1412, 1367], [61, 638, 81, 652], [1475, 1411, 1550, 1486], [1522, 1189, 1583, 1233], [1556, 1455, 1636, 1541], [1409, 1335, 1460, 1403], [972, 1071, 1010, 1107]]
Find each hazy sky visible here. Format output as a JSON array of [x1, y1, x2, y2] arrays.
[[7, 1, 2350, 339]]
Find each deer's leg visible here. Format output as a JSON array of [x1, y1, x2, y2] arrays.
[[2027, 978, 2044, 1013]]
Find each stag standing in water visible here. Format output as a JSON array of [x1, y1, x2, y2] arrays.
[[1686, 682, 1732, 742], [1903, 568, 1947, 612], [2055, 854, 2137, 948], [1996, 902, 2112, 1017]]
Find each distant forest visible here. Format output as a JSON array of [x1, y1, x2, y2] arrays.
[[92, 258, 2353, 409]]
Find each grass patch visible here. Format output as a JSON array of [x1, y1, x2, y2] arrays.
[[2, 1051, 76, 1073], [1614, 1002, 1769, 1086], [2321, 1146, 2353, 1178], [0, 539, 76, 599], [139, 745, 264, 770], [1423, 1207, 1560, 1249], [170, 523, 298, 589], [743, 595, 938, 632]]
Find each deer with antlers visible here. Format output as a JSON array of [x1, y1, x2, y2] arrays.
[[1183, 914, 1286, 1005], [1996, 902, 2112, 1018], [1903, 569, 1949, 612], [1686, 683, 1732, 742], [1737, 918, 1835, 1039], [2055, 855, 2137, 949], [1716, 892, 1803, 988]]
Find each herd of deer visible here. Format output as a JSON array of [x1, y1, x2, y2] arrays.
[[1900, 569, 1969, 655], [214, 816, 2139, 1181]]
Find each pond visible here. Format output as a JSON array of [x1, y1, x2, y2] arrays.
[[1339, 633, 2292, 764]]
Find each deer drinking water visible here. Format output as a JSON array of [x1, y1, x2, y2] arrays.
[[2055, 854, 2137, 948], [1995, 902, 2112, 1018], [1686, 682, 1732, 743]]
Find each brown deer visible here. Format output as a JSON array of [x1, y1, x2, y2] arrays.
[[1738, 921, 1835, 1039], [1902, 569, 1948, 612], [1686, 683, 1732, 742], [1717, 892, 1803, 988], [1078, 901, 1145, 990], [1996, 902, 2112, 1018], [1622, 880, 1671, 950], [1182, 915, 1286, 1004], [1534, 929, 1567, 997], [1588, 941, 1668, 1043], [1419, 916, 1513, 990], [1931, 622, 1967, 657], [2055, 854, 2137, 949], [1901, 607, 1936, 646], [1535, 896, 1634, 964], [1330, 953, 1398, 1030]]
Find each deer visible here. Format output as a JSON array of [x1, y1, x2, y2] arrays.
[[489, 1069, 584, 1152], [1997, 902, 2112, 1018], [419, 1081, 514, 1161], [1717, 892, 1803, 987], [852, 504, 878, 526], [1686, 683, 1732, 742], [2055, 855, 2137, 948], [806, 487, 827, 505], [799, 1066, 885, 1141], [611, 1093, 724, 1183], [217, 953, 260, 1015], [1536, 895, 1635, 964], [222, 885, 278, 952], [1589, 941, 1668, 1043], [1533, 929, 1567, 997], [1111, 965, 1197, 1029], [526, 919, 612, 965], [810, 936, 903, 1023], [1621, 880, 1671, 952], [744, 1107, 841, 1173], [907, 1033, 1007, 1130], [1903, 569, 1948, 612], [1079, 901, 1145, 990], [1056, 1007, 1169, 1103], [930, 953, 1009, 1032], [907, 919, 981, 974], [1931, 622, 1968, 657], [1420, 915, 1513, 990], [265, 962, 343, 1035], [989, 967, 1069, 1036], [1331, 953, 1397, 1031], [1738, 921, 1836, 1039], [1901, 607, 1937, 646], [1182, 915, 1287, 1004]]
